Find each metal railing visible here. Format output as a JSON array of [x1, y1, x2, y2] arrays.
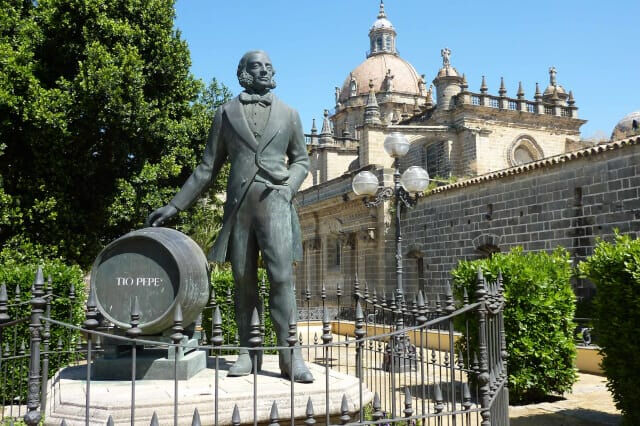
[[0, 267, 509, 425]]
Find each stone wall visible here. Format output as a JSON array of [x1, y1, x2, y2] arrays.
[[401, 137, 640, 300], [295, 137, 640, 308]]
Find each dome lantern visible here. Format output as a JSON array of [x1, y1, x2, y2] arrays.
[[368, 1, 397, 57]]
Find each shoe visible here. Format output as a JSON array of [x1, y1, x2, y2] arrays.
[[279, 356, 314, 383], [227, 353, 252, 376]]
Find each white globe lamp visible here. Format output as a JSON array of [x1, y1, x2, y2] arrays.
[[400, 166, 430, 194], [383, 132, 410, 158], [352, 171, 380, 196]]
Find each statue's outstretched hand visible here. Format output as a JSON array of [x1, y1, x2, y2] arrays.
[[145, 204, 178, 227]]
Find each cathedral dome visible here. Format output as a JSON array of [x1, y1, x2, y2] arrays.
[[339, 53, 422, 103], [611, 110, 640, 140]]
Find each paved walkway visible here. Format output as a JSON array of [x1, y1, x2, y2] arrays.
[[510, 373, 621, 425]]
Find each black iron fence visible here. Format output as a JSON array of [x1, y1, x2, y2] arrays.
[[0, 268, 509, 425]]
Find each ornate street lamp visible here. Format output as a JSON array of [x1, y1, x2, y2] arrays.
[[352, 132, 430, 306]]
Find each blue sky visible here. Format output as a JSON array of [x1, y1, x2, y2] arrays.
[[175, 0, 639, 140]]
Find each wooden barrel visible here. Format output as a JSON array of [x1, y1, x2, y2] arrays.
[[90, 227, 210, 335]]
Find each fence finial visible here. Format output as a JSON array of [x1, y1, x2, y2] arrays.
[[404, 387, 414, 417], [212, 306, 223, 346], [305, 397, 316, 426], [106, 414, 115, 426], [208, 286, 216, 308], [462, 382, 472, 410], [287, 310, 298, 347], [84, 286, 99, 330], [269, 401, 280, 426], [445, 281, 455, 313], [472, 352, 480, 373], [249, 307, 262, 348], [126, 296, 142, 338], [171, 303, 184, 345], [322, 306, 332, 344], [434, 383, 444, 413], [340, 394, 350, 425], [150, 411, 159, 426], [435, 293, 442, 316], [372, 392, 383, 420], [475, 267, 487, 301], [191, 407, 202, 426], [232, 404, 241, 426], [0, 283, 9, 323], [416, 290, 427, 325], [354, 299, 365, 340]]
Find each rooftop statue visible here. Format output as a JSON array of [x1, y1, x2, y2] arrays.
[[441, 47, 451, 68]]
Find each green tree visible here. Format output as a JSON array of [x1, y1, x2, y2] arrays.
[[0, 0, 231, 265], [452, 247, 577, 403], [580, 233, 640, 425]]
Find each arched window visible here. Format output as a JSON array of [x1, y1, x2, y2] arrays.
[[513, 146, 535, 164], [376, 37, 383, 50], [507, 136, 543, 166]]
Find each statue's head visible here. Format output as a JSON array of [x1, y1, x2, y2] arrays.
[[237, 50, 276, 93]]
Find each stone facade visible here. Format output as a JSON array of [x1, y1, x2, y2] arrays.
[[401, 136, 640, 299], [292, 2, 638, 309], [302, 2, 586, 191], [295, 137, 640, 305]]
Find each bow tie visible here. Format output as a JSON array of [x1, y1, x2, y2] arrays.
[[239, 92, 273, 106]]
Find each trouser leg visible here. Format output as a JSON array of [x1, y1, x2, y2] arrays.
[[227, 196, 260, 375], [253, 187, 310, 380]]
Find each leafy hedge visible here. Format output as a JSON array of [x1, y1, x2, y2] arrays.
[[0, 247, 86, 403], [579, 233, 640, 425], [452, 247, 577, 404], [201, 265, 277, 350]]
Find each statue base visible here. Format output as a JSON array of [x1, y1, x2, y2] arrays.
[[92, 346, 207, 380], [45, 355, 372, 425]]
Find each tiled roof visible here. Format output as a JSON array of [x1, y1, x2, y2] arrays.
[[429, 136, 640, 194]]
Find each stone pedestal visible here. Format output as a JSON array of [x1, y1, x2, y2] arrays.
[[92, 347, 206, 380], [45, 355, 373, 425]]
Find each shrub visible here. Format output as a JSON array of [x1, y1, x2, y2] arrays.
[[0, 248, 86, 402], [579, 233, 640, 425], [452, 247, 577, 403], [201, 265, 277, 351]]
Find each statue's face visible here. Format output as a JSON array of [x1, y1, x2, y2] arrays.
[[245, 52, 274, 92]]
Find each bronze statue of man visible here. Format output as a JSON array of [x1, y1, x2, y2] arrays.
[[146, 50, 313, 382]]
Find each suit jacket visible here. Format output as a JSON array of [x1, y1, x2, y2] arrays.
[[170, 94, 310, 263]]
